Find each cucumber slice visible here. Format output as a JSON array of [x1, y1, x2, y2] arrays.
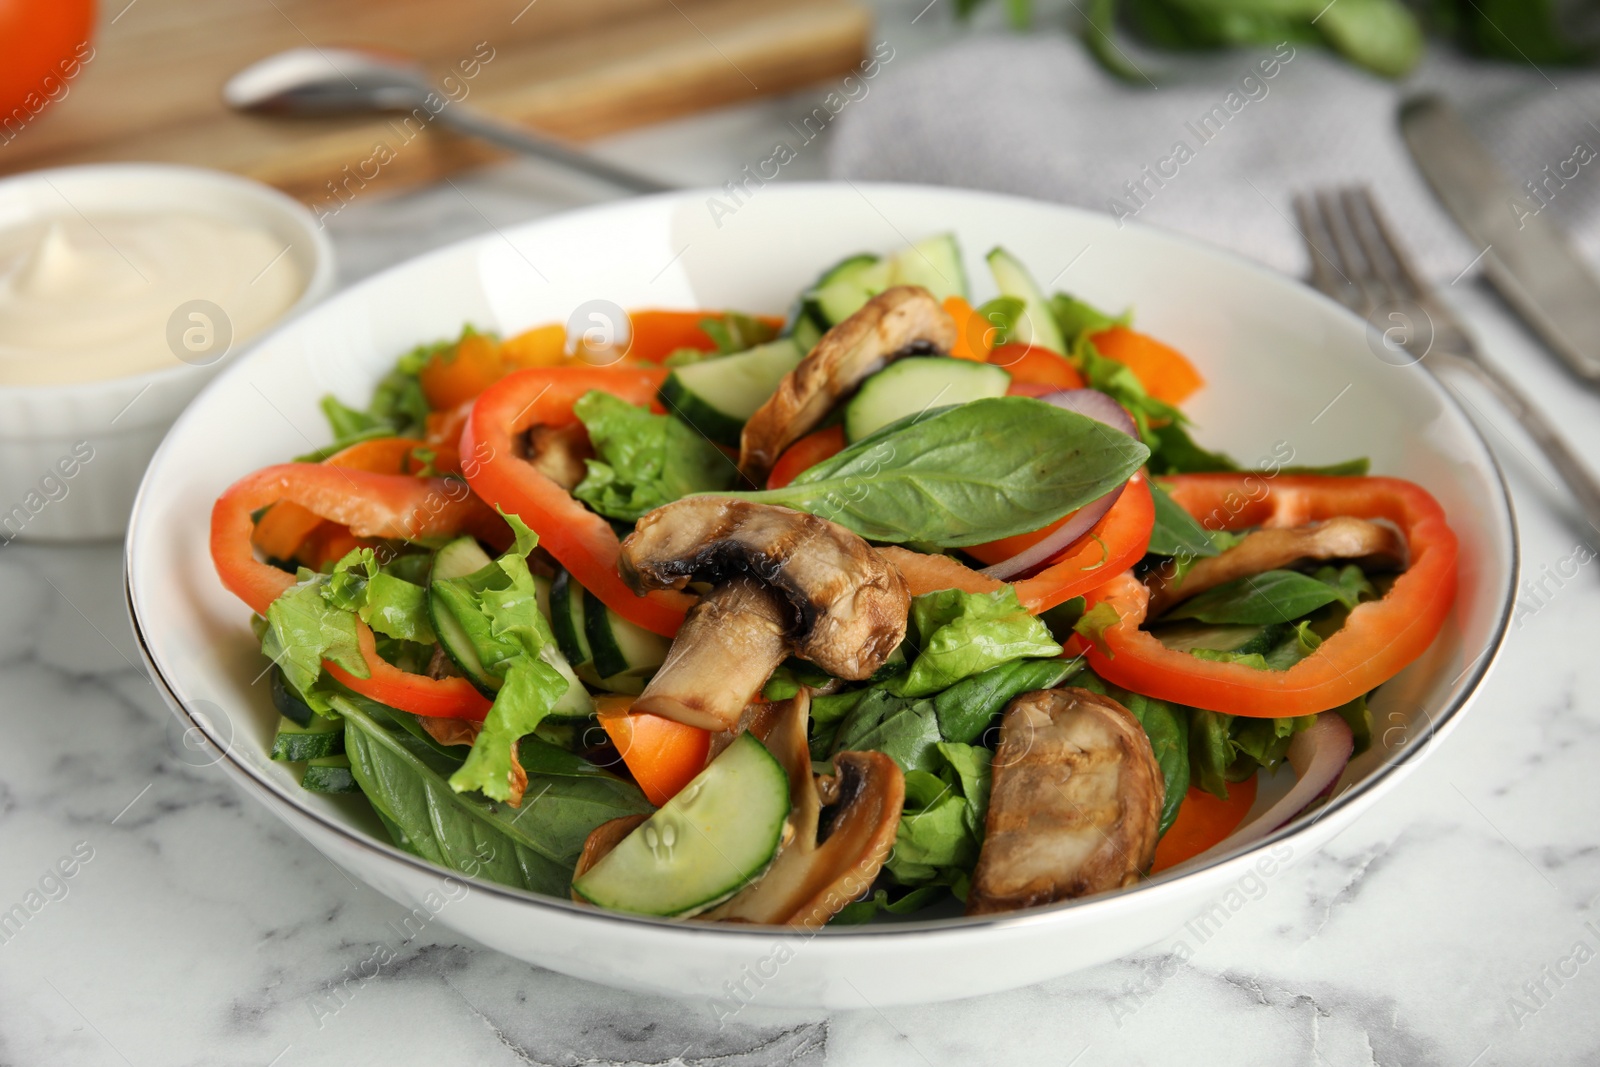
[[987, 247, 1066, 354], [301, 755, 360, 794], [844, 356, 1012, 442], [572, 732, 791, 917], [887, 233, 968, 303], [549, 570, 595, 681], [1154, 621, 1291, 657], [271, 714, 345, 762], [432, 536, 494, 582], [270, 667, 315, 727], [658, 338, 803, 447], [814, 258, 892, 325], [582, 587, 669, 695]]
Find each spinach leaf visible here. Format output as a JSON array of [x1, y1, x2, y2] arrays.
[[341, 699, 649, 896], [932, 656, 1077, 744], [571, 391, 736, 522], [1146, 478, 1220, 558], [734, 396, 1149, 547], [831, 690, 943, 775], [261, 573, 368, 714], [1163, 568, 1353, 625], [893, 586, 1063, 697], [1230, 714, 1315, 772]]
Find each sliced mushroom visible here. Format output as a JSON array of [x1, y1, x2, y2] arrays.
[[705, 691, 905, 927], [738, 286, 957, 483], [521, 423, 593, 492], [618, 498, 910, 730], [1146, 516, 1405, 618], [967, 687, 1163, 916]]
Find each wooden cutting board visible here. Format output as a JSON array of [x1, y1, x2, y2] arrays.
[[0, 0, 869, 204]]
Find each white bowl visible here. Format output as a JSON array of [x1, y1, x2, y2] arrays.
[[0, 163, 335, 541], [124, 184, 1516, 1008]]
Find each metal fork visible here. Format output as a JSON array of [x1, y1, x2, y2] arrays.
[[1294, 187, 1600, 536]]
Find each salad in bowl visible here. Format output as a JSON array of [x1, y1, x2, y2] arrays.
[[208, 234, 1457, 927]]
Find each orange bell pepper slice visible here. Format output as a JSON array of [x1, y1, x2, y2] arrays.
[[460, 366, 692, 637], [1152, 776, 1258, 872], [596, 696, 711, 807], [1081, 474, 1458, 717], [625, 310, 786, 365], [1089, 326, 1204, 405], [943, 296, 998, 361], [418, 331, 506, 411]]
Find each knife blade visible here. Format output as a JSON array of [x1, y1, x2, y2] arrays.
[[1400, 93, 1600, 383]]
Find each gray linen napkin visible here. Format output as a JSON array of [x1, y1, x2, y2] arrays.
[[827, 34, 1600, 281]]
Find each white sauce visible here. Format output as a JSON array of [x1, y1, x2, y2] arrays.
[[0, 212, 305, 385]]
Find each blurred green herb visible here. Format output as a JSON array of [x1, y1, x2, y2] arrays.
[[959, 0, 1596, 80]]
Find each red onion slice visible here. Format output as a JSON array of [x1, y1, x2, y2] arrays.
[[979, 389, 1139, 580], [1224, 711, 1355, 850]]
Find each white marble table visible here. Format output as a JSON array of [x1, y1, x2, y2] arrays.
[[5, 23, 1600, 1067]]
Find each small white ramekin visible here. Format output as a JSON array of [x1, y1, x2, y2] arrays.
[[0, 163, 335, 541]]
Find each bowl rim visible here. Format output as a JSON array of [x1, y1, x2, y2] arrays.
[[124, 181, 1520, 939], [0, 161, 337, 401]]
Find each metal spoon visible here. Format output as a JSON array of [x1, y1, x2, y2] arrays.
[[224, 47, 674, 194]]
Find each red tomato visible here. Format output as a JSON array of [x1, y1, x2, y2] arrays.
[[0, 2, 96, 131]]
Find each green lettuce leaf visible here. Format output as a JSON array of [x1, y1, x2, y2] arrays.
[[570, 391, 735, 522], [449, 657, 571, 802], [260, 573, 369, 714], [892, 586, 1063, 697], [324, 548, 436, 644]]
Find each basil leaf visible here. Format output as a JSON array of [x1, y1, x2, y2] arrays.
[[1163, 569, 1351, 625], [735, 396, 1148, 547], [1146, 479, 1220, 558], [341, 698, 650, 896]]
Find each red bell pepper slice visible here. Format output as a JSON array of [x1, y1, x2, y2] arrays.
[[459, 366, 693, 637], [881, 471, 1155, 613], [1081, 474, 1458, 718], [211, 463, 503, 720]]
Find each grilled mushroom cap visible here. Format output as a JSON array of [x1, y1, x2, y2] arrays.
[[967, 687, 1163, 916], [1145, 516, 1405, 618], [705, 691, 905, 927], [738, 286, 957, 483], [618, 498, 910, 729]]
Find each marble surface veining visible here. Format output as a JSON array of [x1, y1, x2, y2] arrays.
[[4, 11, 1600, 1065]]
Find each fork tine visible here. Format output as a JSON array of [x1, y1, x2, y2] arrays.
[[1317, 188, 1386, 315], [1293, 193, 1352, 307], [1344, 188, 1431, 303]]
